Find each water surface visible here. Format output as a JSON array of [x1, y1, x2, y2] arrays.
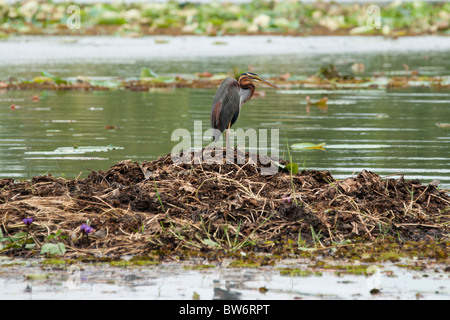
[[2, 35, 450, 80], [1, 86, 449, 187], [0, 259, 448, 300]]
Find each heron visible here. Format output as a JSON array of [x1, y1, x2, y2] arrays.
[[210, 72, 279, 149]]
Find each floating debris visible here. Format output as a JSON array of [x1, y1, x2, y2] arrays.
[[3, 71, 450, 92], [290, 142, 326, 150]]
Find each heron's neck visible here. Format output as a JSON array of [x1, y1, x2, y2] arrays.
[[239, 86, 254, 107], [238, 75, 255, 107]]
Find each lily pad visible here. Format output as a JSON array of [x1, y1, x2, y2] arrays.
[[291, 142, 326, 150], [41, 243, 66, 256], [152, 77, 176, 84], [41, 71, 67, 85], [33, 76, 55, 84], [25, 273, 50, 280], [140, 67, 158, 79]]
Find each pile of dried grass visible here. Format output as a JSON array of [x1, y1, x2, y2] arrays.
[[1, 149, 449, 258]]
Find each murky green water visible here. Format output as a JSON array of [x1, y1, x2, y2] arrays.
[[1, 86, 449, 187], [1, 36, 449, 186]]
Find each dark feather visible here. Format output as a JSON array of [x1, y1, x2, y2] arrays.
[[210, 77, 240, 141]]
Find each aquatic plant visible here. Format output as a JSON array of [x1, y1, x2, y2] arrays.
[[0, 0, 448, 37], [22, 217, 33, 227], [80, 223, 94, 235], [40, 230, 67, 256], [0, 218, 35, 252], [4, 68, 450, 92], [21, 217, 33, 250]]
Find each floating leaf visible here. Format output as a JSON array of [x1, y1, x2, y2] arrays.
[[33, 76, 55, 84], [41, 71, 67, 85], [152, 77, 176, 84], [436, 123, 450, 128], [88, 79, 120, 88], [210, 74, 228, 81], [140, 67, 158, 79], [291, 142, 326, 150], [40, 243, 66, 255], [25, 273, 50, 280]]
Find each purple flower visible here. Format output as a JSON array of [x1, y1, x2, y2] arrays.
[[22, 218, 33, 226], [283, 196, 291, 204], [80, 224, 94, 235]]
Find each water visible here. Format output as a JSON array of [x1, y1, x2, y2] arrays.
[[1, 84, 449, 187], [0, 258, 449, 300], [2, 36, 450, 79]]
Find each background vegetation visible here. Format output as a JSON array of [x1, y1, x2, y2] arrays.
[[0, 0, 449, 37]]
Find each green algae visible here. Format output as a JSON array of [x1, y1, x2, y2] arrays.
[[279, 268, 323, 277], [228, 260, 261, 268], [183, 264, 216, 270]]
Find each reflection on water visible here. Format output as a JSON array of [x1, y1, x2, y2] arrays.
[[0, 86, 449, 188], [0, 260, 448, 300]]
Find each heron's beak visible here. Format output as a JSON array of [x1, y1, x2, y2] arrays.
[[254, 77, 280, 89]]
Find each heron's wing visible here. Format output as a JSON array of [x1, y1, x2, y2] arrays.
[[210, 77, 240, 133]]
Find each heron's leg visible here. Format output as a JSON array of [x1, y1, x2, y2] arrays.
[[227, 122, 232, 151], [225, 122, 232, 162]]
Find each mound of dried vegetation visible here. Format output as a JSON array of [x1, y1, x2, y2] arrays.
[[0, 149, 449, 259]]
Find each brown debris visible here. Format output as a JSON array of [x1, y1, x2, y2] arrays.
[[0, 149, 449, 258]]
